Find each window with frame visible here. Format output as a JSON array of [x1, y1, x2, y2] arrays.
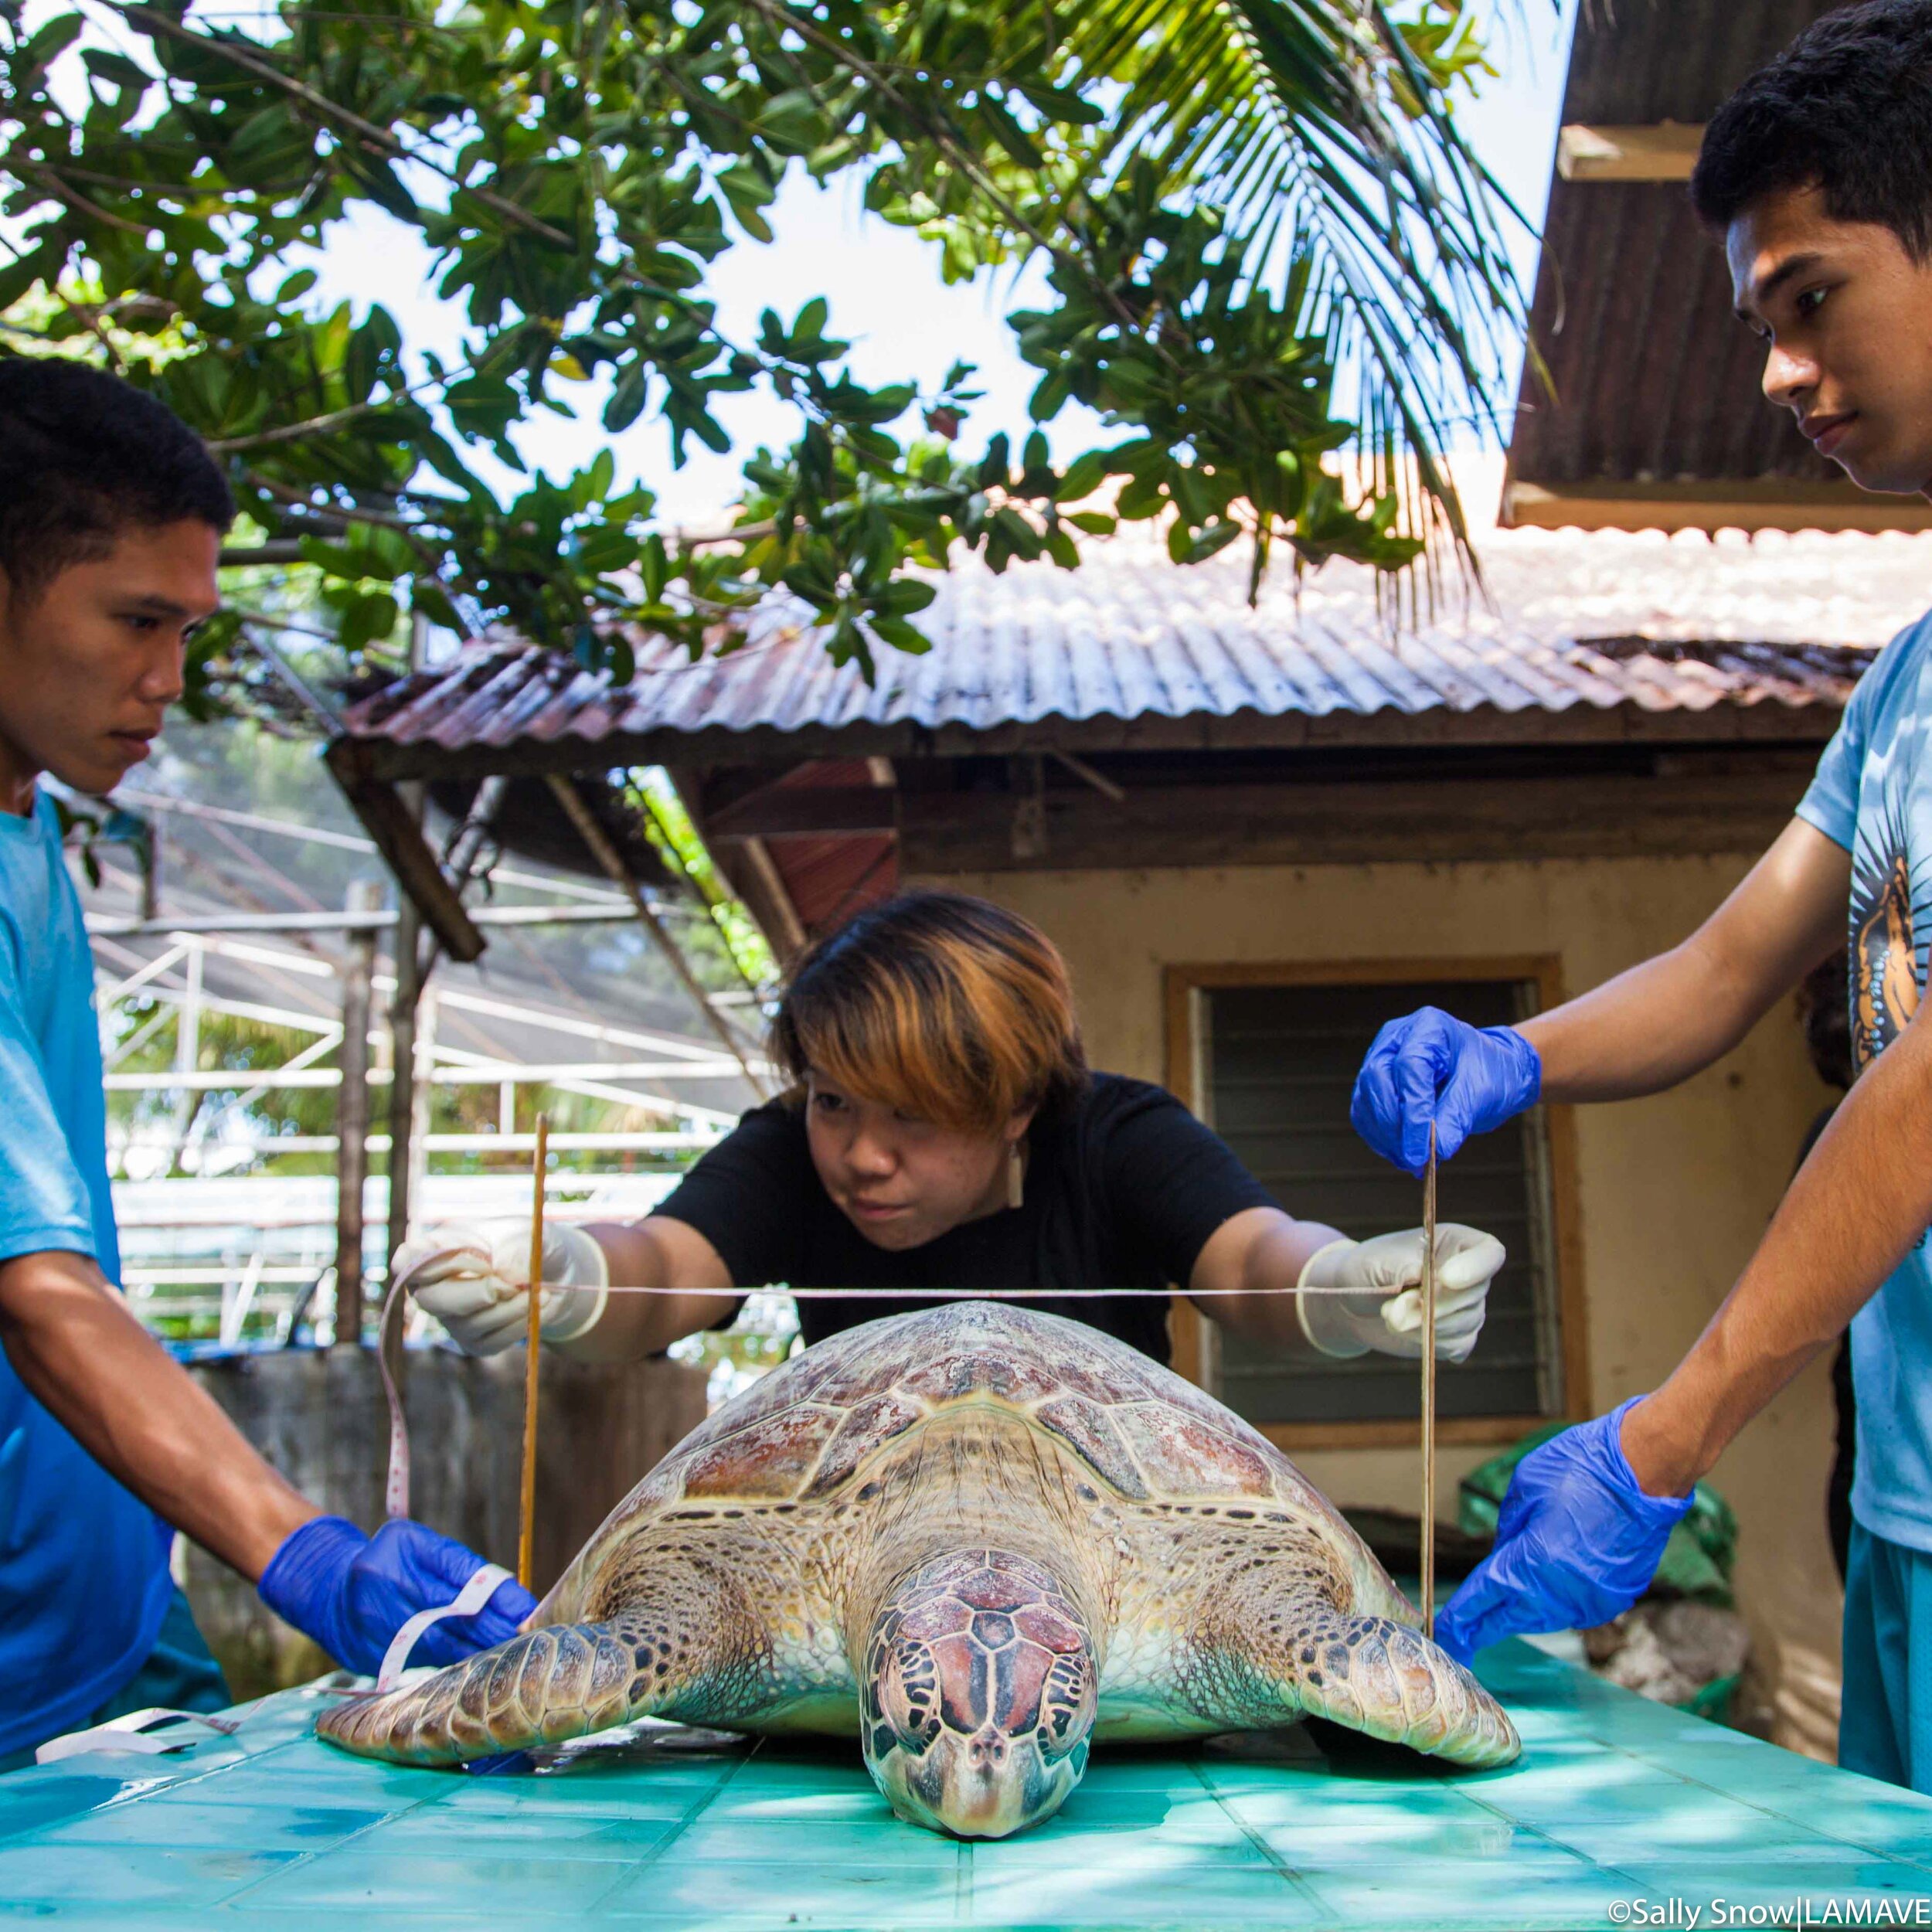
[[1170, 966, 1576, 1445]]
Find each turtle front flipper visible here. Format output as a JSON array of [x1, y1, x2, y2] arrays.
[[1273, 1609, 1518, 1768], [319, 1622, 653, 1765], [318, 1559, 781, 1767], [1182, 1564, 1519, 1770]]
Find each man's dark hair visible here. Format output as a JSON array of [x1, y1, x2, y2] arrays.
[[0, 358, 233, 598], [1692, 0, 1932, 254]]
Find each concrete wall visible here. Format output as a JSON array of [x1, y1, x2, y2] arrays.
[[184, 1348, 707, 1700], [919, 854, 1842, 1753]]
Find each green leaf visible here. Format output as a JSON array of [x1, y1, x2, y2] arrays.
[[794, 295, 829, 344], [0, 241, 62, 314], [753, 89, 823, 156], [1029, 367, 1072, 422], [410, 580, 463, 632], [81, 48, 151, 91], [1015, 81, 1107, 127], [24, 13, 84, 72], [1185, 519, 1241, 563], [715, 163, 776, 243], [869, 614, 931, 655], [336, 590, 400, 656], [605, 362, 650, 433]]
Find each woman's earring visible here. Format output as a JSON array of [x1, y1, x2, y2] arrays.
[[1007, 1141, 1025, 1211]]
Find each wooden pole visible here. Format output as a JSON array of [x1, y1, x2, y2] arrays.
[[332, 880, 380, 1346], [518, 1111, 549, 1593], [384, 883, 424, 1267], [384, 613, 434, 1268], [1421, 1123, 1438, 1641]]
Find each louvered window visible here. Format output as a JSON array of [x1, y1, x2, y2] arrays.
[[1195, 977, 1565, 1431]]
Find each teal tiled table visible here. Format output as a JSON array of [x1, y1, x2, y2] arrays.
[[4, 1644, 1930, 1930]]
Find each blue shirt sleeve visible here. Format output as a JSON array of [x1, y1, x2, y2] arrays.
[[1798, 624, 1918, 852], [0, 929, 100, 1267]]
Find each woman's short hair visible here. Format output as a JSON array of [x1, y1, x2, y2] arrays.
[[770, 891, 1087, 1135]]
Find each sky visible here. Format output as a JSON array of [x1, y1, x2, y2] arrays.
[[273, 1, 1583, 518]]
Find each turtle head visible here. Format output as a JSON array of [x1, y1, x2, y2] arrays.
[[861, 1549, 1096, 1839]]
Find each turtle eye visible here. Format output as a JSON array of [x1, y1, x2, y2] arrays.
[[879, 1638, 942, 1750], [1036, 1652, 1094, 1762]]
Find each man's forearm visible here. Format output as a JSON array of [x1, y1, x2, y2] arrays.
[[0, 1250, 315, 1579], [1624, 1002, 1932, 1497], [1521, 941, 1758, 1102], [1522, 819, 1846, 1104]]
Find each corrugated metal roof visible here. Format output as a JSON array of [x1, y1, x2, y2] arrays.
[[337, 515, 1919, 771], [1560, 0, 1828, 125], [1506, 0, 1858, 498]]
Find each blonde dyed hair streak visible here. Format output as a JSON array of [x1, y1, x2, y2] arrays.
[[770, 893, 1088, 1136]]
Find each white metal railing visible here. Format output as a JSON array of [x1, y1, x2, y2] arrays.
[[96, 918, 747, 1339], [117, 1173, 696, 1346]]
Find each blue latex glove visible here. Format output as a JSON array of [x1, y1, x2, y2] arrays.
[[258, 1515, 536, 1678], [1434, 1398, 1694, 1667], [1350, 1007, 1543, 1175]]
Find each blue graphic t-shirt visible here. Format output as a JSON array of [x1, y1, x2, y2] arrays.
[[0, 789, 171, 1756], [1799, 610, 1932, 1553]]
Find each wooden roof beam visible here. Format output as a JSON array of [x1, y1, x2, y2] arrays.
[[1557, 122, 1704, 182], [329, 696, 1842, 781], [665, 767, 808, 965], [706, 787, 901, 842], [1501, 474, 1932, 535], [322, 740, 486, 963]]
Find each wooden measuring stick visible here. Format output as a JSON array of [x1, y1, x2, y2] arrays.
[[518, 1112, 549, 1594], [1420, 1122, 1438, 1641]]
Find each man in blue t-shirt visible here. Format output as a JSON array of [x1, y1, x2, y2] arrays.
[[1346, 2, 1932, 1793], [0, 359, 537, 1764]]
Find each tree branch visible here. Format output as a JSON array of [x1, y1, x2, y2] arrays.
[[21, 163, 150, 236], [734, 0, 1161, 358], [97, 0, 577, 251]]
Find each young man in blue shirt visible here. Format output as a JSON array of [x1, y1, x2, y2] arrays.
[[0, 359, 534, 1765], [1349, 0, 1932, 1794]]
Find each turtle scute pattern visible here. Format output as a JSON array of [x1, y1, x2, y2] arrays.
[[550, 1299, 1357, 1598]]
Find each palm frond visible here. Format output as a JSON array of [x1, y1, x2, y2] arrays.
[[1058, 0, 1528, 550]]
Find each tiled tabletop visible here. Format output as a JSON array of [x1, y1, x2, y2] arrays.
[[5, 1644, 1930, 1930]]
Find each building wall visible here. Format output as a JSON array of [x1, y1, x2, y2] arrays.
[[917, 853, 1842, 1753]]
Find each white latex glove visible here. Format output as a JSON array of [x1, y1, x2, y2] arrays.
[[389, 1219, 609, 1358], [1294, 1224, 1505, 1363]]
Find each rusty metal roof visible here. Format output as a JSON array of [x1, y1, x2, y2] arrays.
[[1505, 0, 1862, 509], [335, 515, 1917, 777]]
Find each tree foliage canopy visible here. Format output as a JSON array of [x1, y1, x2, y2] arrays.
[[2, 0, 1520, 697]]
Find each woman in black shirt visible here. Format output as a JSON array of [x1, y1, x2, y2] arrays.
[[396, 893, 1505, 1373]]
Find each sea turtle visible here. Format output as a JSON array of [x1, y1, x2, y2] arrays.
[[319, 1302, 1519, 1837]]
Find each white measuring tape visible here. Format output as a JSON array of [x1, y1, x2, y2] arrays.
[[514, 1280, 1415, 1298], [376, 1560, 518, 1690]]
